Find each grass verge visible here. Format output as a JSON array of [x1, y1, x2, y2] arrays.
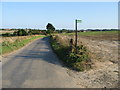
[[1, 35, 45, 55], [50, 35, 92, 71]]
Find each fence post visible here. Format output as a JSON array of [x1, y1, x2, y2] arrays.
[[69, 38, 73, 52]]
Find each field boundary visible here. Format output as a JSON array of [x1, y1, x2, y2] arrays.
[[50, 35, 92, 71], [2, 35, 45, 57]]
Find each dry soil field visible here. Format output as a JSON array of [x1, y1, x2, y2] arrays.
[[0, 30, 14, 34], [56, 31, 119, 88]]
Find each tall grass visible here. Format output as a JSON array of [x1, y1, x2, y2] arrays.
[[50, 35, 91, 71], [1, 35, 45, 55]]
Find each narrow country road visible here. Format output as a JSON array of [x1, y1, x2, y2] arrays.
[[2, 37, 78, 88]]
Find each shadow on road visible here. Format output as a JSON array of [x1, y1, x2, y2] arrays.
[[2, 37, 65, 87], [16, 37, 62, 66], [3, 37, 63, 68]]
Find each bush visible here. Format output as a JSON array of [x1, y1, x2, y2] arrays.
[[13, 31, 18, 36], [2, 33, 11, 37], [50, 35, 91, 71], [17, 29, 28, 36], [28, 29, 43, 35], [13, 29, 28, 36], [2, 41, 10, 46]]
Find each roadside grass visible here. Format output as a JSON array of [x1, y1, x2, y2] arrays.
[[1, 35, 45, 55], [61, 30, 118, 36], [50, 35, 91, 71]]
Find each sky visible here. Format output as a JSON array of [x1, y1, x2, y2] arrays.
[[1, 2, 118, 30]]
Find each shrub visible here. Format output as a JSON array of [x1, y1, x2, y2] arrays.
[[18, 29, 28, 36], [50, 35, 91, 71], [13, 31, 18, 36], [2, 41, 10, 46], [2, 33, 11, 37], [13, 29, 28, 36]]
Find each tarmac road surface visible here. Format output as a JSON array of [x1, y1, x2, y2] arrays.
[[2, 37, 78, 88]]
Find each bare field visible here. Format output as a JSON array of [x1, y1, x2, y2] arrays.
[[55, 31, 119, 88], [0, 30, 15, 34], [79, 34, 118, 41]]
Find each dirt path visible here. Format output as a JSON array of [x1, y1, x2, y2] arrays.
[[2, 37, 80, 88]]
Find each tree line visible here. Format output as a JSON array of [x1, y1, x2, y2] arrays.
[[1, 23, 119, 37], [1, 29, 46, 37]]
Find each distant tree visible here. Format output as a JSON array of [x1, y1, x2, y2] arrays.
[[28, 29, 33, 35], [2, 33, 11, 37], [46, 23, 55, 34], [61, 29, 68, 33], [13, 31, 18, 36], [16, 29, 28, 36]]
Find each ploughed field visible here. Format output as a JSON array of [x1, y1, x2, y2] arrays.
[[56, 31, 119, 88]]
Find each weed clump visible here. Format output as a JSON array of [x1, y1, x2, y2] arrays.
[[50, 35, 92, 71]]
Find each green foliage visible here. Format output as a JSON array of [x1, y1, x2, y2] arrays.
[[1, 29, 47, 37], [2, 33, 11, 37], [46, 23, 55, 34], [28, 29, 42, 35], [28, 29, 33, 35], [50, 36, 91, 71], [66, 45, 90, 71], [13, 31, 18, 36], [17, 29, 28, 36], [2, 41, 10, 46], [1, 35, 45, 54], [13, 29, 28, 36]]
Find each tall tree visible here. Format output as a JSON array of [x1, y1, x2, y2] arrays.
[[46, 23, 55, 34]]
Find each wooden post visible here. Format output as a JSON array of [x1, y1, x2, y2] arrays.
[[70, 39, 73, 52], [75, 19, 78, 53]]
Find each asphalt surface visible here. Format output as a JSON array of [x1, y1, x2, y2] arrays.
[[2, 37, 78, 88]]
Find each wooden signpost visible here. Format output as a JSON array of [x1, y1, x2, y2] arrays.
[[75, 19, 82, 53]]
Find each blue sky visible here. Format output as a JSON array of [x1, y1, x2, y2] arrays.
[[1, 2, 118, 29]]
